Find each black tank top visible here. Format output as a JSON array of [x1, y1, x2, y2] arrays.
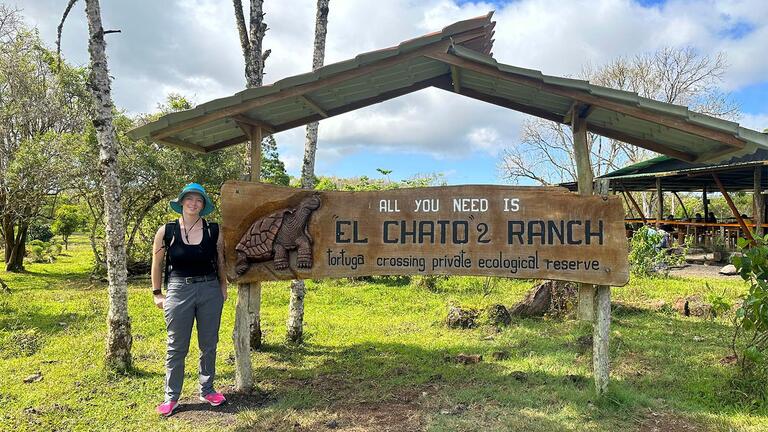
[[167, 221, 217, 277]]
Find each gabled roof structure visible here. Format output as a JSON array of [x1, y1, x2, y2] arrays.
[[561, 148, 768, 192], [128, 12, 768, 164]]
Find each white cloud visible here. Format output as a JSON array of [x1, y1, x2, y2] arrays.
[[740, 113, 768, 131]]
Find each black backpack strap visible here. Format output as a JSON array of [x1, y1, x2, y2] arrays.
[[203, 219, 220, 276], [162, 221, 177, 289]]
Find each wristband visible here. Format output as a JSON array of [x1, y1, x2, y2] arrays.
[[152, 288, 162, 295]]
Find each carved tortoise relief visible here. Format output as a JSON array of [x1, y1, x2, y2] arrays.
[[235, 194, 321, 275]]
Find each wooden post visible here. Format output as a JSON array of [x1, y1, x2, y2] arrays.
[[655, 178, 663, 227], [234, 125, 263, 392], [571, 106, 610, 394], [572, 107, 595, 321], [755, 167, 764, 238]]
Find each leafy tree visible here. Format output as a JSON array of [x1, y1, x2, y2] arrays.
[[261, 135, 289, 185], [0, 11, 89, 271], [51, 204, 84, 249], [74, 96, 246, 273], [27, 221, 54, 243]]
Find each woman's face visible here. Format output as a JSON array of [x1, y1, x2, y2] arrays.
[[181, 192, 205, 216]]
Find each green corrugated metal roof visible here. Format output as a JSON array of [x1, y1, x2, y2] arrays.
[[559, 149, 768, 192], [128, 13, 768, 164]]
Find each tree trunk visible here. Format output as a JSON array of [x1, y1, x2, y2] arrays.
[[286, 279, 306, 342], [85, 0, 132, 372], [5, 222, 27, 272], [289, 0, 330, 343], [233, 0, 271, 351], [299, 0, 329, 190]]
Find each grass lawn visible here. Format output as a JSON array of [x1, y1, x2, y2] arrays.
[[1, 234, 767, 431]]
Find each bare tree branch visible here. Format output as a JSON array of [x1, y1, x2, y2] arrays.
[[502, 46, 739, 185], [56, 0, 79, 71]]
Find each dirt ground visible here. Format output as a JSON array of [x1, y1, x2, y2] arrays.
[[668, 264, 739, 279]]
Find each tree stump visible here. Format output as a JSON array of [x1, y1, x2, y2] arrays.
[[509, 281, 554, 317]]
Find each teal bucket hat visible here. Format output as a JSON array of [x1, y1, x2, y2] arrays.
[[170, 183, 215, 217]]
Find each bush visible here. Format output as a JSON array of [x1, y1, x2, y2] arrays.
[[27, 222, 54, 242], [728, 236, 768, 406], [26, 239, 61, 263], [628, 225, 686, 277]]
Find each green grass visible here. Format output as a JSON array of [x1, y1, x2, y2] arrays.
[[1, 235, 767, 431]]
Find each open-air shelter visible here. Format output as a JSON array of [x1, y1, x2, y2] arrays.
[[129, 12, 768, 393], [561, 148, 768, 248]]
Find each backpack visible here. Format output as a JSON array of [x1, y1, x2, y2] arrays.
[[162, 219, 219, 289]]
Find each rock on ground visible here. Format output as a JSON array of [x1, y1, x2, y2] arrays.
[[446, 306, 479, 329], [485, 304, 511, 326], [719, 264, 738, 275]]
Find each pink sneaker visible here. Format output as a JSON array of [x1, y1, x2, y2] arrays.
[[199, 391, 226, 406], [156, 400, 179, 417]]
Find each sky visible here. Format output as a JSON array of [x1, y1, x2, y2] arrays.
[[13, 0, 768, 185]]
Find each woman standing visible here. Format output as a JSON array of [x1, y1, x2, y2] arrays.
[[151, 183, 228, 416]]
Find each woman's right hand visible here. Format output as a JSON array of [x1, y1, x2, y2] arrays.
[[153, 293, 165, 309]]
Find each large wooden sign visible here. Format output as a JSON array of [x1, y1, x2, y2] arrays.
[[221, 181, 629, 286]]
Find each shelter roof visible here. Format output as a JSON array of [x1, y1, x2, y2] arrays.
[[128, 13, 768, 164], [559, 147, 768, 192]]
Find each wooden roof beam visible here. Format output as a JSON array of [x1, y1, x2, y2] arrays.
[[434, 83, 565, 124], [428, 51, 747, 151], [450, 65, 461, 93], [563, 103, 594, 124], [298, 95, 329, 118], [150, 136, 207, 154], [206, 134, 250, 153], [587, 124, 697, 162], [275, 74, 452, 132], [150, 40, 453, 140], [230, 114, 275, 134], [206, 75, 453, 152]]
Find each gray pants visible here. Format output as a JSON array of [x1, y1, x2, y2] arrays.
[[163, 276, 224, 402]]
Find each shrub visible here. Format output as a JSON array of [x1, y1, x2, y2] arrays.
[[704, 282, 731, 319], [628, 225, 687, 277], [25, 239, 61, 263], [416, 275, 449, 292], [728, 236, 768, 406], [27, 222, 54, 242]]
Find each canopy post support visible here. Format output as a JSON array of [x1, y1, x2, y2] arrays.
[[572, 105, 610, 395], [656, 178, 663, 227], [673, 192, 689, 220], [703, 186, 709, 222], [755, 167, 764, 238], [234, 125, 263, 392], [621, 191, 636, 219], [622, 184, 646, 223], [713, 173, 755, 245]]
